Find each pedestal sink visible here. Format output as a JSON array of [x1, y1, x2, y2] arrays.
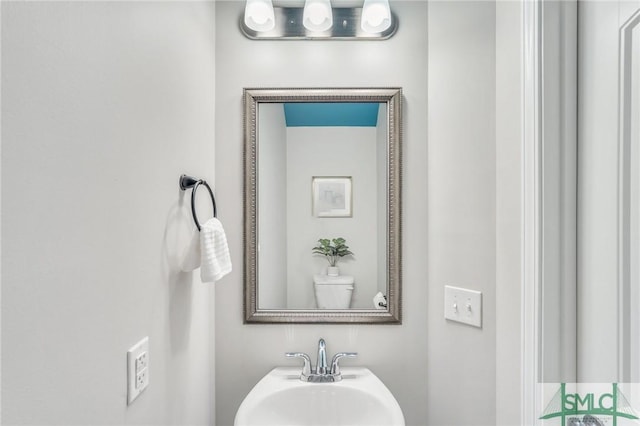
[[234, 367, 405, 426]]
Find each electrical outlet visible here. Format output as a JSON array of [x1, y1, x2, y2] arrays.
[[127, 337, 149, 405], [136, 368, 148, 390], [135, 352, 148, 373]]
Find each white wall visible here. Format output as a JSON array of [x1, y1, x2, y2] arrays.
[[257, 121, 382, 310], [215, 2, 430, 424], [495, 1, 523, 423], [286, 126, 378, 309], [426, 1, 497, 424], [1, 2, 215, 424], [215, 2, 514, 425], [258, 104, 288, 309], [376, 106, 388, 295]]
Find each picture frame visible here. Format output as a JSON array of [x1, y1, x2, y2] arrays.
[[312, 176, 352, 217]]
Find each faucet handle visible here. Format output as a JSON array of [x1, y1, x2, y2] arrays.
[[330, 352, 358, 375], [285, 352, 312, 377]]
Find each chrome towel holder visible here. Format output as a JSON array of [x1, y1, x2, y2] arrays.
[[179, 174, 217, 231]]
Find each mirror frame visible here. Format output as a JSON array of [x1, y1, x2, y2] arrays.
[[243, 87, 402, 324]]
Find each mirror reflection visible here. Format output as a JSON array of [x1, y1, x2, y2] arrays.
[[257, 102, 388, 310], [243, 88, 402, 324]]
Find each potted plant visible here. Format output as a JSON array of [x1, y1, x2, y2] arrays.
[[312, 237, 354, 276]]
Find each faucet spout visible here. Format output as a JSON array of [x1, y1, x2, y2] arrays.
[[316, 338, 328, 375]]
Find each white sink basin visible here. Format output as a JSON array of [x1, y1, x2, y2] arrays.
[[234, 367, 405, 426]]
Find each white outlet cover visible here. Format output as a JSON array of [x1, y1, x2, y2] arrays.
[[444, 285, 482, 328], [127, 337, 149, 404]]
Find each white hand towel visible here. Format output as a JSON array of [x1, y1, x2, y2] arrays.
[[200, 218, 232, 283]]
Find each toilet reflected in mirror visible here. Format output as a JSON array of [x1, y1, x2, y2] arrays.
[[313, 274, 355, 309]]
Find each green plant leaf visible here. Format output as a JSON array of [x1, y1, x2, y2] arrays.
[[311, 236, 355, 266]]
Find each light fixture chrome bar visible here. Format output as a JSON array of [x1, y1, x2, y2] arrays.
[[240, 7, 397, 40]]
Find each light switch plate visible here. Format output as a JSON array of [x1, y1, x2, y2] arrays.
[[444, 285, 482, 328], [127, 337, 149, 405]]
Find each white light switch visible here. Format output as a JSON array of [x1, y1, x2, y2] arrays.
[[444, 285, 482, 328], [127, 337, 149, 404]]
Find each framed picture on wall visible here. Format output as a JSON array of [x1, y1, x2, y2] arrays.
[[312, 176, 352, 217]]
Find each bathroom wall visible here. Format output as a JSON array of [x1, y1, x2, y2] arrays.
[[286, 126, 379, 309], [258, 104, 288, 309], [495, 0, 524, 423], [376, 106, 388, 295], [215, 1, 520, 425], [256, 118, 382, 310], [426, 1, 497, 424], [2, 2, 215, 424]]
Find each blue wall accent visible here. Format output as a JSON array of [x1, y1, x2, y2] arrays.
[[284, 103, 380, 127]]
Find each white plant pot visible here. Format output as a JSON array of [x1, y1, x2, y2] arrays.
[[327, 266, 339, 276]]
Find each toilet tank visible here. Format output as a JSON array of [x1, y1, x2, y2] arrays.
[[313, 275, 355, 309]]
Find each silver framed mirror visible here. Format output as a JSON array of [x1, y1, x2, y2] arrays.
[[243, 88, 402, 324]]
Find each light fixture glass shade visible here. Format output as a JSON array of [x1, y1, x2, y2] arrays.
[[244, 0, 275, 32], [361, 0, 391, 33], [303, 0, 333, 32]]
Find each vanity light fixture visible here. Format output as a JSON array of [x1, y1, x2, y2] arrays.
[[303, 0, 333, 32], [244, 0, 275, 32], [240, 0, 397, 40], [361, 0, 391, 33]]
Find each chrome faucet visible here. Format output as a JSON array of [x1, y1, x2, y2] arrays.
[[316, 338, 328, 375], [286, 338, 357, 382]]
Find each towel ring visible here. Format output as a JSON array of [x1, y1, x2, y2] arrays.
[[179, 174, 217, 231]]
